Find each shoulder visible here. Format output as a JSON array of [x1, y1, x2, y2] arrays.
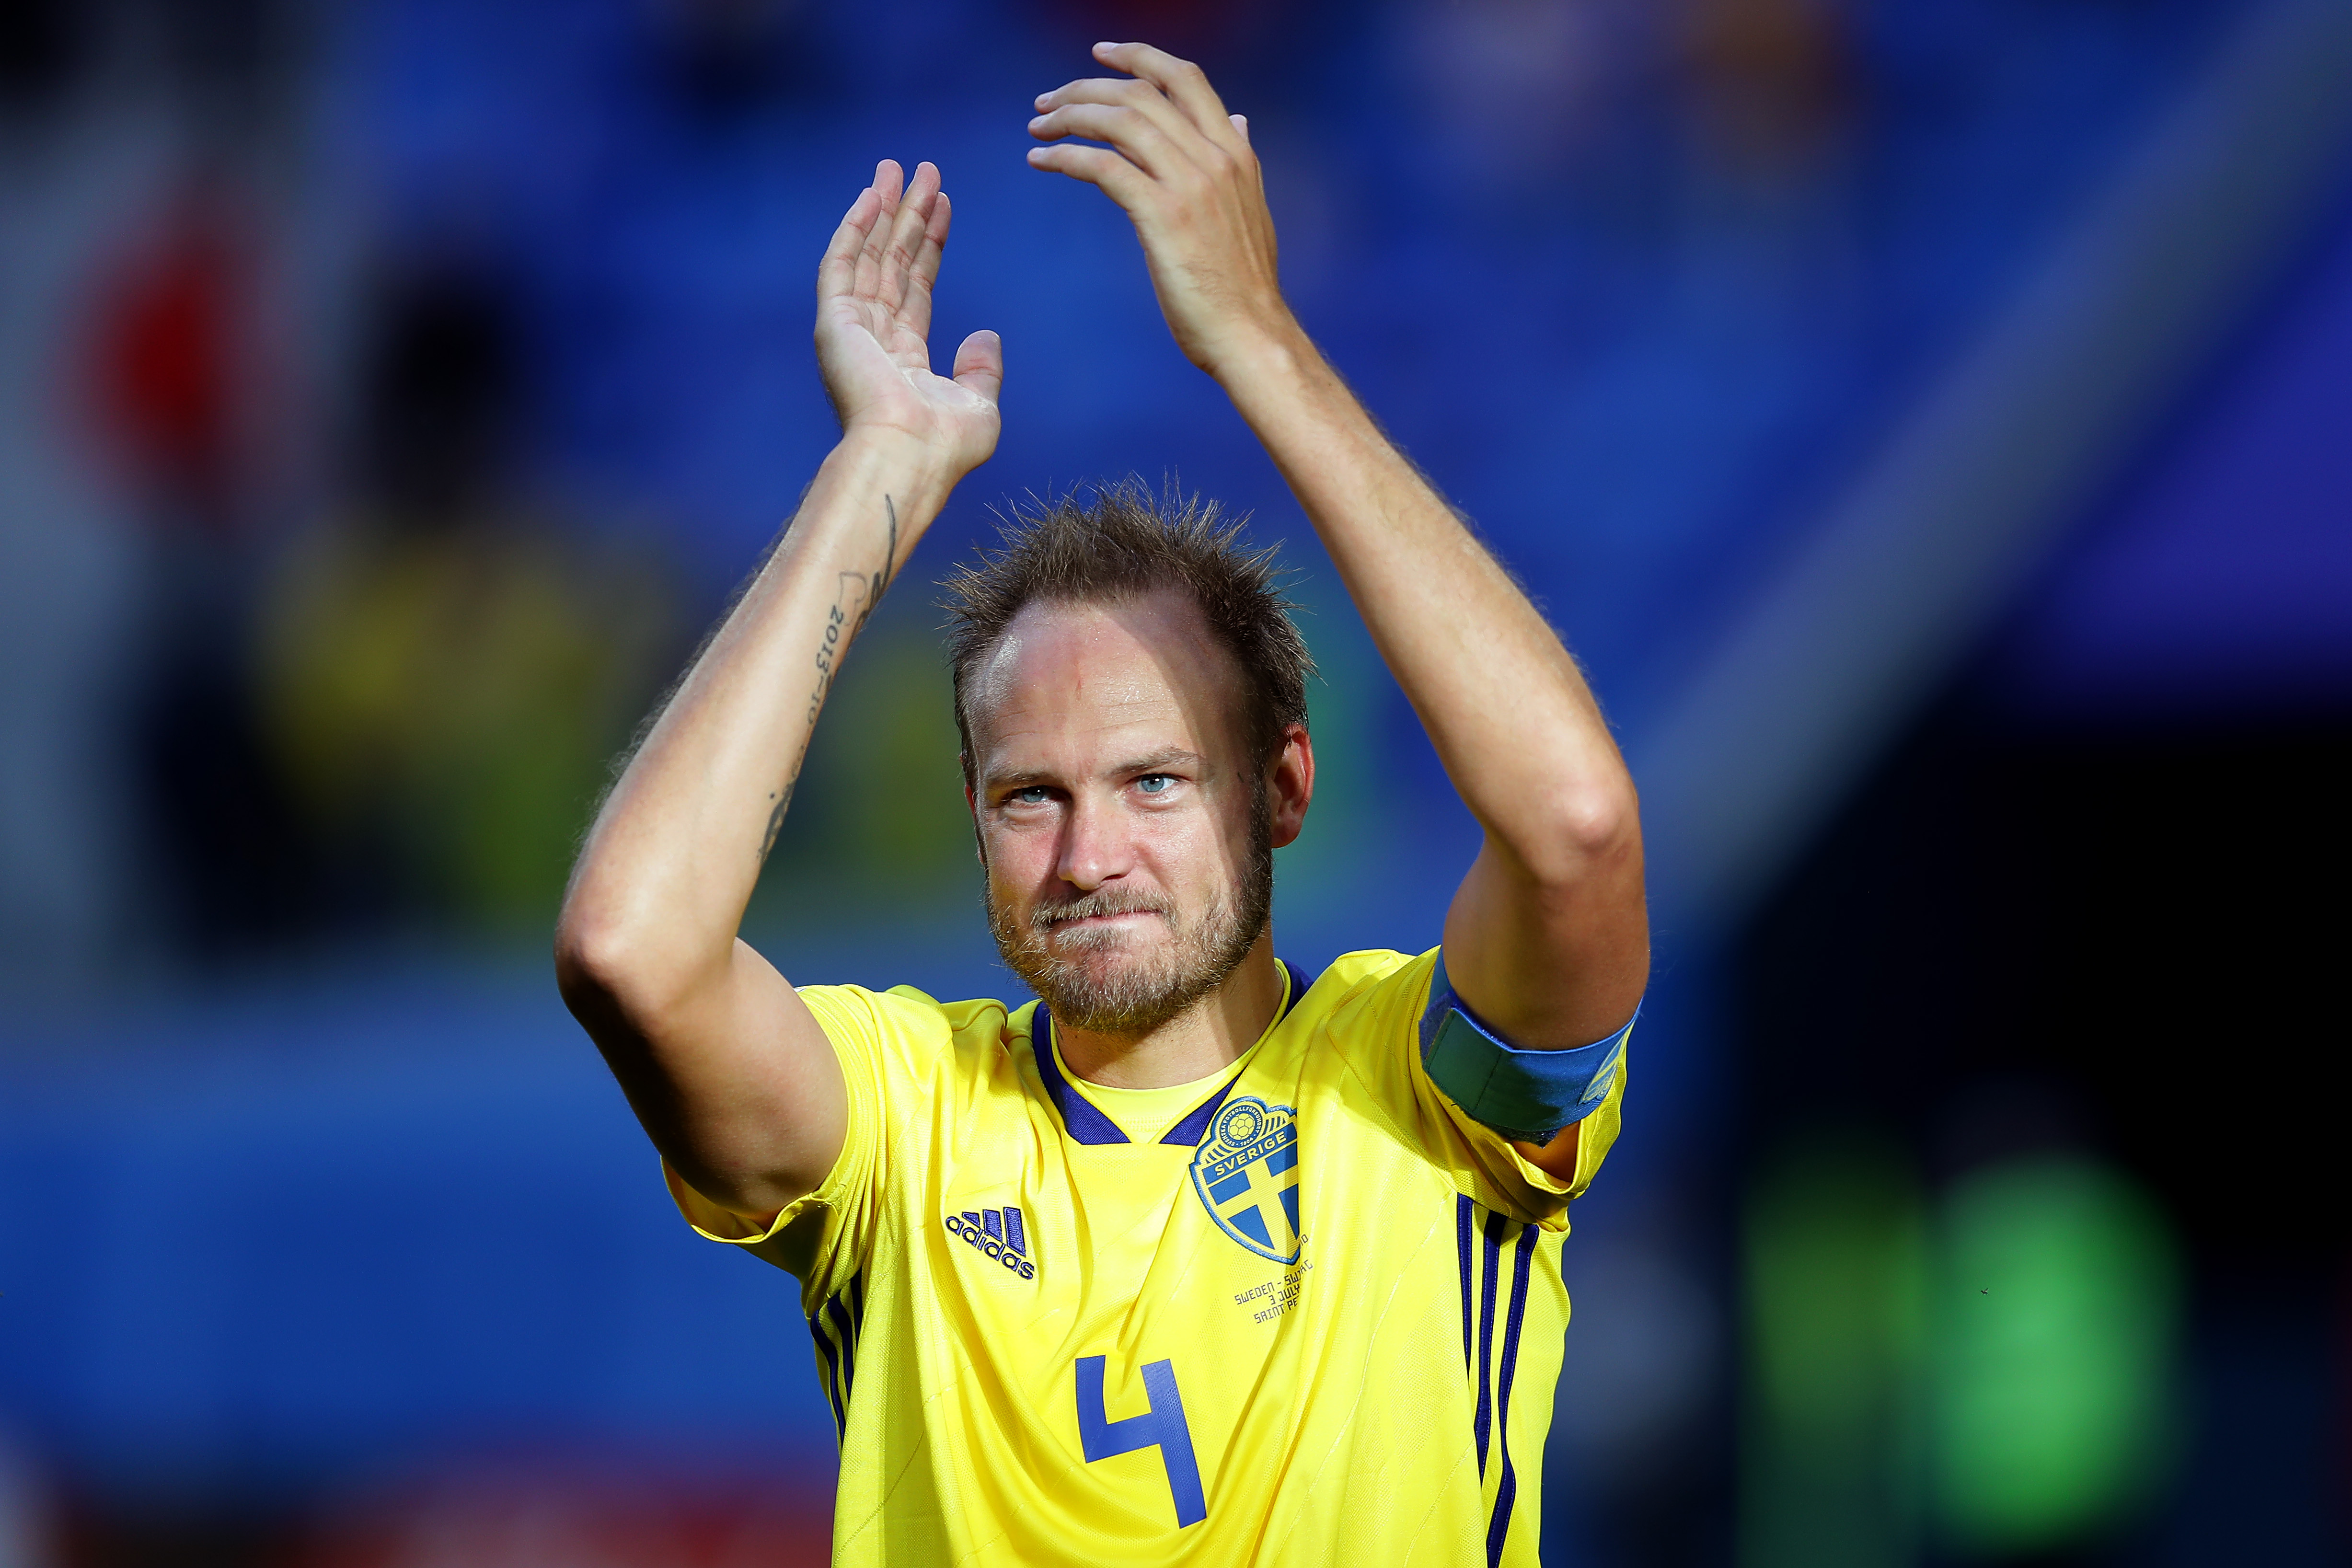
[[795, 981, 1031, 1073], [1291, 948, 1440, 1045]]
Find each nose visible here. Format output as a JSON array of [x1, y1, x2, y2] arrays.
[[1055, 788, 1134, 891]]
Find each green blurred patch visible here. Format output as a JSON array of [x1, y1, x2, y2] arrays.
[[257, 511, 677, 934], [1741, 1133, 2183, 1568], [1742, 1134, 1927, 1568], [1929, 1157, 2180, 1556]]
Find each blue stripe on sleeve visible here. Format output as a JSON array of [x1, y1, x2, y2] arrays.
[[1486, 1224, 1540, 1565], [827, 1292, 859, 1401], [1419, 955, 1635, 1142], [1455, 1196, 1475, 1375], [807, 1315, 843, 1437], [1474, 1209, 1503, 1477]]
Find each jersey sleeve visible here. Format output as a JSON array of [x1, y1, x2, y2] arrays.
[[660, 982, 931, 1314], [1323, 947, 1629, 1229]]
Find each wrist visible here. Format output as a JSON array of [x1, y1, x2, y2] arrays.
[[825, 427, 961, 514], [1201, 316, 1320, 395], [1201, 318, 1340, 427]]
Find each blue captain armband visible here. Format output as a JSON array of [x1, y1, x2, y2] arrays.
[[1418, 956, 1635, 1143]]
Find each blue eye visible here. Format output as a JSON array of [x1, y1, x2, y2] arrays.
[[1012, 787, 1052, 805], [1137, 775, 1173, 795]]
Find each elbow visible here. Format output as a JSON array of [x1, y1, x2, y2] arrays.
[[553, 895, 687, 1029], [553, 900, 631, 1018], [1516, 780, 1642, 891]]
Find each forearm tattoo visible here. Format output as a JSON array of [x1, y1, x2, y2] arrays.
[[760, 496, 899, 863]]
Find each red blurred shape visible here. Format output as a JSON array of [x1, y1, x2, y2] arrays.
[[90, 189, 250, 533], [295, 1468, 832, 1568], [1044, 0, 1267, 62]]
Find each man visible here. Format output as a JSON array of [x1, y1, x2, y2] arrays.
[[557, 41, 1647, 1568]]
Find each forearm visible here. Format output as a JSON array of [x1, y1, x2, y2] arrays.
[[1216, 329, 1637, 886], [1214, 328, 1645, 1049], [558, 433, 950, 1003]]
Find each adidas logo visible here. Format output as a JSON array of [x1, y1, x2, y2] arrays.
[[945, 1205, 1035, 1280]]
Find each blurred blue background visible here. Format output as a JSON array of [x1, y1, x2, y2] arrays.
[[2, 0, 2347, 1564]]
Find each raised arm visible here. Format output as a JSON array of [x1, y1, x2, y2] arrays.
[[555, 161, 1002, 1220], [1028, 47, 1647, 1110]]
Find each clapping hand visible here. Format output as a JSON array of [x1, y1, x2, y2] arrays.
[[816, 159, 1003, 480], [1028, 43, 1294, 376]]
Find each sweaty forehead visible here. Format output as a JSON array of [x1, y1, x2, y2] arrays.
[[967, 591, 1246, 767]]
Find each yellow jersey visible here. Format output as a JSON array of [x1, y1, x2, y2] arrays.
[[666, 946, 1627, 1566]]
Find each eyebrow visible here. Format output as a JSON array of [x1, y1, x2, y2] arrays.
[[1117, 748, 1209, 777]]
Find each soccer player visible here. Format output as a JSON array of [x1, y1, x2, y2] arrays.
[[556, 41, 1647, 1567]]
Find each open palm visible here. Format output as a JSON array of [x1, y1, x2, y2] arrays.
[[817, 161, 1002, 478]]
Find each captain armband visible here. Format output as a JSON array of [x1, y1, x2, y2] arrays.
[[1418, 956, 1636, 1143]]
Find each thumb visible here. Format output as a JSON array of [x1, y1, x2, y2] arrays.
[[953, 329, 1003, 406]]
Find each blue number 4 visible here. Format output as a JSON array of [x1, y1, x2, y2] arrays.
[[1075, 1355, 1206, 1528]]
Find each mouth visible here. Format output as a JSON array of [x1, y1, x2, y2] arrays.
[[1043, 908, 1164, 934]]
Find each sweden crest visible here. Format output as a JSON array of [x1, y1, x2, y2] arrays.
[[1190, 1095, 1303, 1264]]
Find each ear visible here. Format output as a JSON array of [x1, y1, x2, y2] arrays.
[[964, 766, 987, 867], [1267, 723, 1314, 850]]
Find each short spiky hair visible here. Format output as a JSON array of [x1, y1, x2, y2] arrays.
[[943, 480, 1314, 785]]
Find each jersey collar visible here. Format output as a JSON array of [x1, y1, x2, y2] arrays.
[[1034, 959, 1314, 1147]]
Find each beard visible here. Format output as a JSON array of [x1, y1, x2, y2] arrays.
[[987, 790, 1273, 1038]]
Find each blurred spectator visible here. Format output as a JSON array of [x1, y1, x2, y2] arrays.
[[1678, 0, 1852, 181], [255, 266, 678, 935], [1, 20, 184, 988], [93, 182, 251, 540], [86, 173, 319, 958], [1399, 0, 1660, 204]]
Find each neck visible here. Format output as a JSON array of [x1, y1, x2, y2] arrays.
[[1052, 928, 1285, 1089]]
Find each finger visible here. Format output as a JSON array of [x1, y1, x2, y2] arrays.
[[853, 159, 904, 301], [1230, 115, 1264, 190], [819, 185, 883, 301], [1029, 102, 1195, 182], [953, 328, 1003, 407], [1092, 41, 1239, 150], [879, 161, 941, 315], [1025, 142, 1154, 207], [902, 189, 951, 344], [1033, 74, 1202, 161]]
